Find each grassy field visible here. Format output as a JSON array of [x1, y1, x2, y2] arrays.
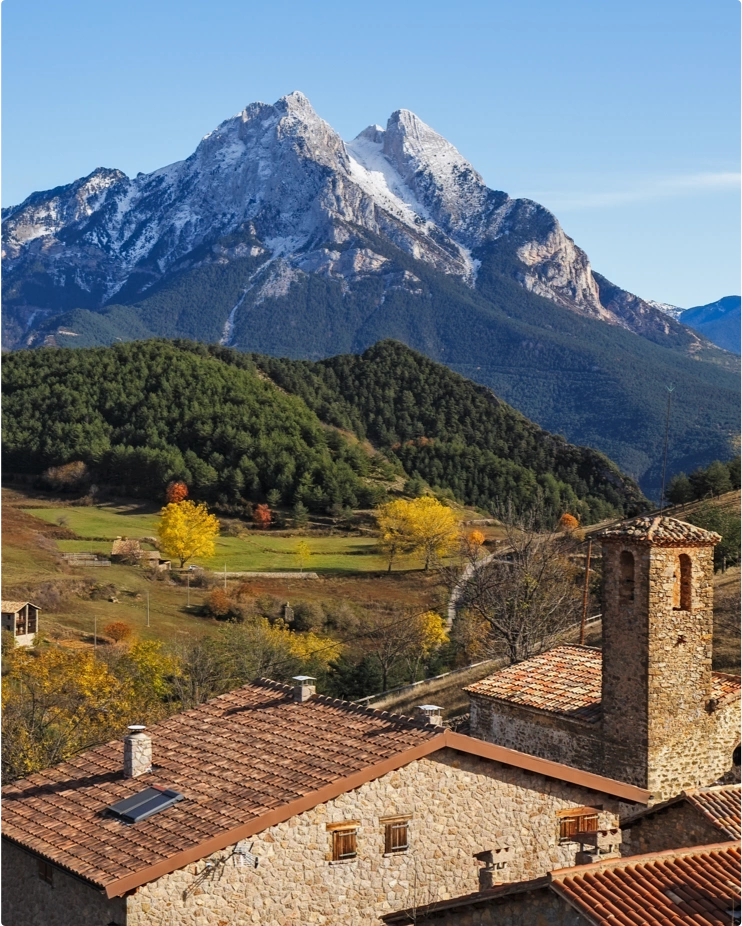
[[1, 489, 447, 647], [29, 501, 427, 573]]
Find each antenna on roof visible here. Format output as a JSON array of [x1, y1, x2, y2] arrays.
[[659, 384, 674, 512]]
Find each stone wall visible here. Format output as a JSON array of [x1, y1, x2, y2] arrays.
[[468, 697, 603, 776], [620, 803, 723, 856], [393, 886, 587, 925], [125, 748, 624, 926], [2, 839, 126, 926]]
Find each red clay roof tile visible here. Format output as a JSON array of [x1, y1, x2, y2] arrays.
[[550, 842, 741, 926], [466, 645, 741, 721]]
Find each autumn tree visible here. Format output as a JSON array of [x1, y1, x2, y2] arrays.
[[377, 497, 459, 572], [296, 540, 311, 573], [559, 513, 579, 532], [157, 500, 220, 567], [103, 621, 133, 643], [445, 508, 581, 665], [2, 648, 135, 783], [377, 499, 417, 572], [42, 461, 90, 492], [407, 496, 460, 570], [354, 607, 449, 690], [165, 481, 189, 504], [253, 504, 272, 530], [468, 530, 485, 547]]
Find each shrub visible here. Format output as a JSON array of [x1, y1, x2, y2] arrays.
[[103, 622, 133, 643]]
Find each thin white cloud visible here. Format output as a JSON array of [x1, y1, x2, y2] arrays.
[[527, 171, 741, 210]]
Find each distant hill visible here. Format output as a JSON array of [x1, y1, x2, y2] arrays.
[[680, 297, 740, 354], [1, 340, 647, 522]]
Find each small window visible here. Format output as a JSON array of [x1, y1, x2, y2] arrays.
[[559, 809, 599, 842], [384, 820, 409, 854], [332, 828, 358, 861], [37, 859, 54, 885]]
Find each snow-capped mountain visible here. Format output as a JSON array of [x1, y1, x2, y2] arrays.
[[646, 300, 684, 320], [2, 91, 706, 349]]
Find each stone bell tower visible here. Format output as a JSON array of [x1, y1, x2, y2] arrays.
[[598, 516, 723, 797]]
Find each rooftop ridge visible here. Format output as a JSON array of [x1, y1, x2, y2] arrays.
[[596, 514, 721, 545], [253, 676, 442, 731]]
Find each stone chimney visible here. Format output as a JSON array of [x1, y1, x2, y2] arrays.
[[416, 704, 443, 726], [292, 676, 316, 702], [123, 725, 152, 778]]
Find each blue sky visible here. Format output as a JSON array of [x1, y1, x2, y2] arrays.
[[2, 0, 739, 307]]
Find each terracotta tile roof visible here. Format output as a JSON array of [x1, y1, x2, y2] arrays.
[[1, 600, 36, 613], [686, 786, 742, 839], [2, 681, 650, 898], [467, 646, 740, 721], [625, 785, 742, 841], [2, 680, 440, 894], [465, 645, 603, 723], [596, 515, 721, 546], [551, 842, 741, 926], [385, 844, 742, 924], [711, 672, 742, 704]]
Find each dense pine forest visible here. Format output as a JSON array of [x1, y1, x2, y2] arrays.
[[2, 339, 647, 521]]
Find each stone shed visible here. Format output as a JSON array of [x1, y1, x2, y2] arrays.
[[2, 678, 649, 926]]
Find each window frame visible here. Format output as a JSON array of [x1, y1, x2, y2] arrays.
[[327, 821, 359, 862], [383, 818, 410, 855], [557, 807, 601, 843]]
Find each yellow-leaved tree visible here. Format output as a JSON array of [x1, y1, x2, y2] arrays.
[[377, 498, 417, 572], [157, 499, 220, 567], [407, 496, 460, 570], [377, 496, 460, 571]]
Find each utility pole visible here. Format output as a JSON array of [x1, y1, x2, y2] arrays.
[[224, 563, 227, 590], [94, 614, 97, 653], [659, 384, 674, 511], [580, 540, 592, 645], [187, 572, 190, 608], [146, 591, 150, 628]]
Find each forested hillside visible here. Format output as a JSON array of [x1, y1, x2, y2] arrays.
[[2, 340, 646, 521], [1, 341, 378, 511]]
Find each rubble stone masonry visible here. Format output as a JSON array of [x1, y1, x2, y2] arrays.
[[123, 749, 622, 926]]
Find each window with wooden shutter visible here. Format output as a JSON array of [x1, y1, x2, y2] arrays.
[[384, 820, 409, 854], [332, 828, 358, 861], [558, 808, 600, 842]]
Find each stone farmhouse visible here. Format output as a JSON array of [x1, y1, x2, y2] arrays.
[[467, 516, 741, 801], [1, 679, 649, 926], [382, 841, 741, 925], [620, 782, 740, 855], [1, 600, 40, 647]]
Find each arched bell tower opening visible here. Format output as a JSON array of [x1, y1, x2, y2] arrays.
[[619, 551, 635, 603]]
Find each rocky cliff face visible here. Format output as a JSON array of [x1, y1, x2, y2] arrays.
[[2, 91, 708, 351]]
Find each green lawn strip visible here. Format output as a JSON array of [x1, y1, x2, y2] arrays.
[[28, 505, 159, 539]]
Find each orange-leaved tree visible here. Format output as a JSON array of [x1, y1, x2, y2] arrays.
[[253, 504, 272, 530], [559, 513, 579, 532], [165, 481, 189, 504], [103, 622, 133, 643]]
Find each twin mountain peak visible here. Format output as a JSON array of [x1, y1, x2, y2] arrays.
[[2, 92, 739, 495]]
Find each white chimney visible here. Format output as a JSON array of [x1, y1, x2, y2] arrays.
[[416, 704, 443, 726], [123, 725, 152, 778], [292, 676, 316, 702]]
